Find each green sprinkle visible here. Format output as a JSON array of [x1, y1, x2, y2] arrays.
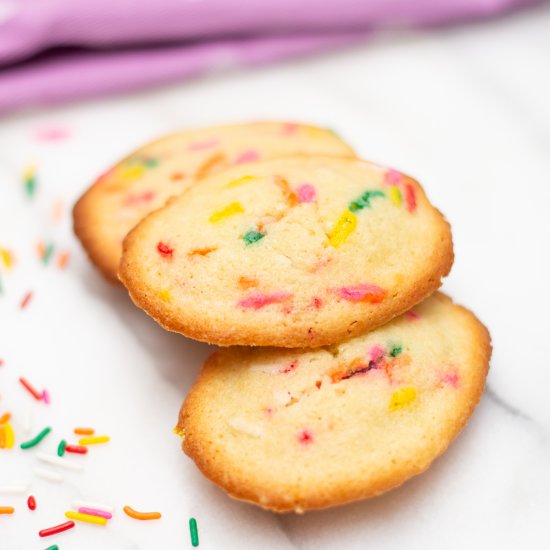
[[42, 243, 55, 265], [25, 176, 37, 197], [45, 546, 59, 550], [57, 439, 67, 457], [189, 517, 199, 547], [20, 426, 52, 450], [243, 230, 265, 245], [390, 345, 403, 357], [144, 158, 159, 168], [348, 190, 385, 212]]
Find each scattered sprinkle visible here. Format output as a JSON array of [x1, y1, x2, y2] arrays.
[[349, 190, 385, 212], [41, 389, 50, 405], [0, 247, 13, 269], [23, 164, 37, 197], [33, 467, 63, 483], [73, 427, 94, 435], [19, 377, 43, 401], [235, 150, 259, 164], [238, 291, 292, 309], [390, 345, 403, 357], [36, 451, 83, 472], [57, 251, 70, 269], [404, 183, 416, 213], [388, 186, 402, 206], [188, 138, 219, 151], [124, 191, 155, 205], [123, 505, 161, 521], [35, 126, 71, 142], [209, 202, 244, 223], [337, 283, 386, 304], [156, 241, 174, 258], [78, 435, 110, 445], [389, 387, 417, 411], [20, 427, 52, 449], [0, 506, 15, 514], [119, 165, 145, 182], [1, 422, 15, 448], [328, 210, 357, 247], [242, 230, 265, 245], [39, 520, 75, 537], [78, 506, 112, 519], [65, 510, 107, 526], [20, 291, 33, 310], [406, 310, 420, 320], [45, 546, 59, 550], [0, 412, 11, 424], [189, 517, 199, 547], [171, 172, 185, 181], [296, 183, 317, 203], [27, 495, 36, 510], [384, 168, 402, 185], [57, 439, 66, 457], [195, 152, 227, 179], [0, 483, 29, 494], [298, 429, 314, 445], [159, 290, 172, 303], [65, 445, 88, 454], [226, 175, 255, 188]]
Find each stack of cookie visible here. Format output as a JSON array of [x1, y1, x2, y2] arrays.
[[74, 122, 491, 513]]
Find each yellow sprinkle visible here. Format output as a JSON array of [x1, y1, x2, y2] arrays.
[[209, 202, 244, 223], [79, 435, 110, 445], [327, 210, 357, 247], [0, 247, 12, 269], [23, 163, 36, 180], [389, 185, 402, 206], [226, 175, 255, 188], [389, 387, 417, 411], [4, 422, 15, 448], [119, 165, 145, 181], [173, 425, 185, 439], [159, 290, 172, 303], [65, 511, 108, 526]]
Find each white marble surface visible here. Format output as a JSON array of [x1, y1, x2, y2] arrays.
[[1, 4, 550, 549]]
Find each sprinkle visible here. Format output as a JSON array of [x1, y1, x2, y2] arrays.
[[390, 345, 402, 357], [41, 243, 55, 265], [159, 290, 172, 303], [0, 506, 14, 514], [327, 210, 357, 247], [36, 451, 83, 471], [440, 366, 460, 388], [39, 520, 75, 537], [45, 546, 59, 550], [388, 186, 402, 206], [384, 169, 402, 185], [242, 230, 265, 245], [27, 495, 36, 510], [119, 165, 145, 181], [226, 175, 255, 188], [369, 344, 385, 362], [35, 126, 71, 141], [72, 501, 114, 514], [280, 361, 298, 374], [282, 123, 299, 135], [65, 445, 88, 454], [41, 389, 50, 404], [296, 183, 317, 203], [238, 291, 291, 309], [79, 435, 110, 445], [74, 427, 94, 435], [298, 429, 314, 445], [33, 467, 63, 483], [156, 241, 174, 258], [312, 297, 323, 309], [406, 310, 420, 320], [171, 172, 185, 181], [57, 251, 70, 269], [124, 190, 155, 205], [389, 387, 417, 411], [2, 422, 15, 448], [20, 427, 51, 449], [0, 483, 30, 494], [235, 150, 260, 164], [57, 440, 66, 456], [65, 510, 107, 526], [0, 412, 11, 424], [188, 246, 217, 257], [195, 152, 226, 179], [0, 247, 13, 269], [189, 517, 199, 547], [23, 164, 37, 196], [209, 202, 244, 222], [19, 377, 42, 400], [78, 507, 112, 519], [337, 283, 386, 304], [20, 291, 33, 309], [188, 138, 219, 151], [144, 158, 158, 168], [274, 176, 298, 207], [123, 505, 161, 521], [349, 190, 385, 212], [404, 183, 416, 213], [0, 427, 5, 448]]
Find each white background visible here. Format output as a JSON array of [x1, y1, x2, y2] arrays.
[[1, 4, 549, 549]]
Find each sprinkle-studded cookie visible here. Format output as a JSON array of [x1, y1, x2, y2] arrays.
[[73, 122, 355, 282], [177, 293, 491, 512], [119, 157, 453, 347]]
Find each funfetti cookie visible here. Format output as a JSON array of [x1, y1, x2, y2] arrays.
[[73, 122, 355, 282], [176, 293, 491, 513], [119, 157, 453, 347]]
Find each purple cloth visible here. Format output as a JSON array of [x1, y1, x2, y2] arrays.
[[0, 0, 537, 114]]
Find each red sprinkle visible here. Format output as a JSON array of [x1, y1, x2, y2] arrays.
[[298, 429, 314, 445], [20, 291, 33, 309], [27, 495, 36, 511], [404, 183, 416, 213], [39, 520, 75, 537], [238, 291, 292, 309], [337, 284, 386, 304], [65, 444, 88, 454], [19, 377, 43, 401], [156, 242, 174, 258], [280, 361, 298, 374]]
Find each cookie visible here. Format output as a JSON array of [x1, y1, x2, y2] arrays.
[[119, 157, 453, 347], [73, 122, 355, 282], [176, 293, 491, 512]]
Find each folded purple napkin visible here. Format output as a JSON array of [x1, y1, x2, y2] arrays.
[[0, 0, 536, 113]]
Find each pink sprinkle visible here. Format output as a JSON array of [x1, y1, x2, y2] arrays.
[[264, 407, 275, 417], [282, 123, 299, 135], [78, 507, 113, 520], [298, 429, 314, 446], [406, 310, 420, 320], [337, 284, 386, 304], [296, 183, 317, 203], [41, 389, 50, 405], [368, 344, 384, 363], [404, 183, 416, 213], [280, 361, 297, 374], [384, 168, 402, 185], [35, 126, 71, 142], [124, 190, 155, 205], [235, 150, 260, 164], [440, 366, 460, 388], [312, 297, 323, 309], [188, 138, 219, 151], [238, 291, 292, 309]]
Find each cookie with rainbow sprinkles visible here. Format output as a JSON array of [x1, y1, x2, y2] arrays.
[[119, 157, 453, 347], [73, 121, 355, 282], [176, 293, 491, 512]]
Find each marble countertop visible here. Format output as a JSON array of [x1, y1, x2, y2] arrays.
[[1, 4, 549, 549]]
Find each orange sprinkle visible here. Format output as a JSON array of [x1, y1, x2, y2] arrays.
[[123, 506, 161, 521], [52, 200, 64, 223], [36, 241, 46, 259], [195, 153, 227, 180], [0, 507, 15, 514], [0, 413, 11, 424], [57, 251, 70, 269], [20, 291, 33, 309], [0, 426, 6, 448], [74, 427, 94, 435]]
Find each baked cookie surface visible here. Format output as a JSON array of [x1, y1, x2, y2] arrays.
[[119, 157, 453, 347], [73, 122, 355, 282], [177, 293, 491, 512]]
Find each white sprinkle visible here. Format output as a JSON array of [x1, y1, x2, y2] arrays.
[[227, 418, 264, 438], [34, 467, 63, 483], [36, 452, 83, 472], [0, 482, 31, 494], [71, 500, 115, 514]]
